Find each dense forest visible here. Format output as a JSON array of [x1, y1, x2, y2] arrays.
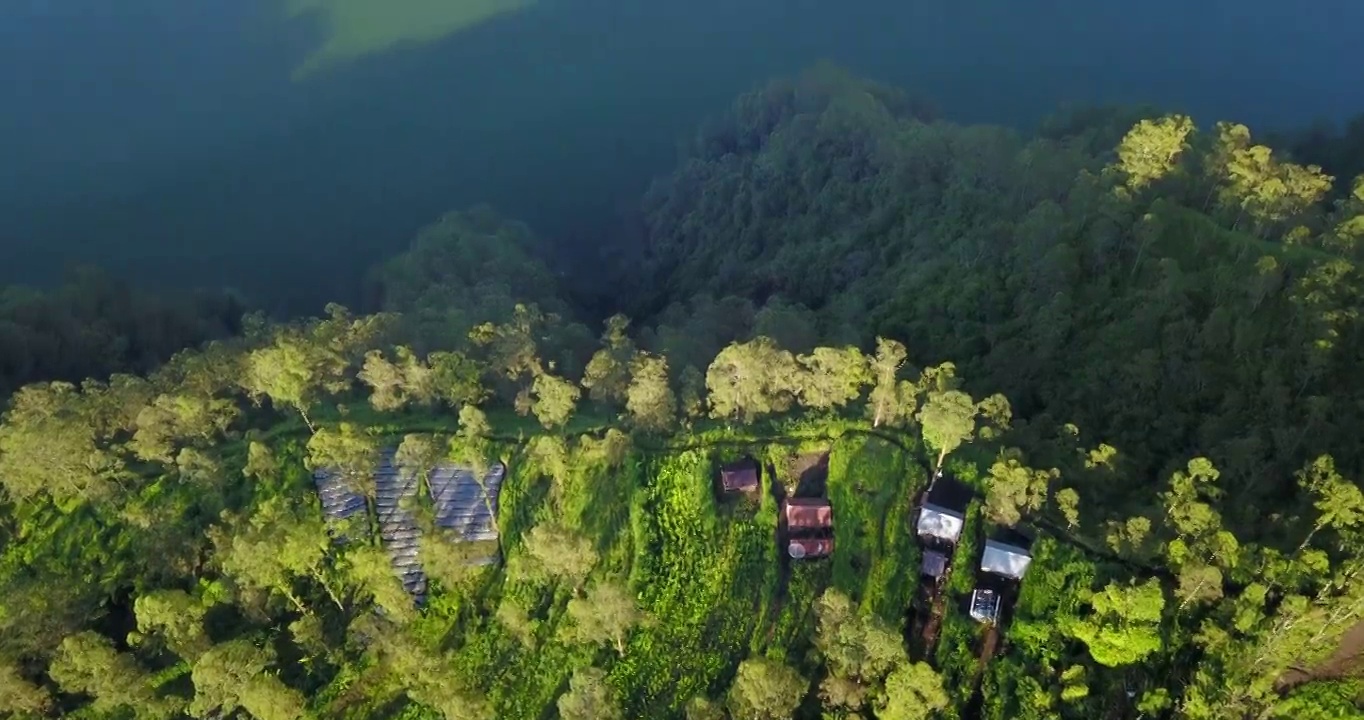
[[3, 66, 1364, 720]]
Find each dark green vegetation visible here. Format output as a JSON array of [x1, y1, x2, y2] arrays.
[[4, 66, 1364, 719]]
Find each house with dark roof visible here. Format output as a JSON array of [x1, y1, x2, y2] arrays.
[[782, 497, 834, 560], [915, 471, 973, 545], [719, 457, 761, 494]]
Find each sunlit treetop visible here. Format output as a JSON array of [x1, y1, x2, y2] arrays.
[[285, 0, 534, 79]]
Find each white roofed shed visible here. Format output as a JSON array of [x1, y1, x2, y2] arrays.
[[980, 539, 1032, 580]]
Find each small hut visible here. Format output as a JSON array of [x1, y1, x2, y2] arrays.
[[979, 539, 1033, 581], [921, 549, 950, 579], [916, 472, 973, 545], [720, 457, 761, 493]]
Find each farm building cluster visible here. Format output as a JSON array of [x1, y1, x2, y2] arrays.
[[312, 450, 507, 606], [718, 456, 835, 560], [915, 470, 1033, 625]]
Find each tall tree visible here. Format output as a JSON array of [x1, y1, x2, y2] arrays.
[[1065, 579, 1166, 667], [557, 667, 623, 720], [1295, 454, 1364, 554], [241, 306, 382, 430], [306, 422, 380, 504], [1114, 114, 1196, 192], [582, 314, 637, 405], [395, 433, 444, 483], [0, 661, 52, 716], [727, 657, 807, 720], [428, 350, 488, 408], [917, 388, 978, 470], [625, 353, 677, 432], [813, 589, 907, 712], [129, 392, 238, 464], [190, 639, 306, 720], [449, 405, 494, 473], [529, 369, 581, 429], [129, 589, 211, 661], [796, 346, 871, 412], [210, 496, 337, 614], [48, 631, 180, 719], [875, 662, 949, 720], [1160, 458, 1237, 610], [985, 451, 1057, 527], [0, 381, 124, 507], [706, 337, 800, 423], [565, 581, 650, 655], [866, 338, 908, 428], [516, 523, 598, 593], [358, 346, 436, 412], [243, 440, 280, 482]]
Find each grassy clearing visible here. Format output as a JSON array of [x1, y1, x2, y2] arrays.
[[300, 417, 1079, 719]]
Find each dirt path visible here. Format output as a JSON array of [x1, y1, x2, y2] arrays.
[[977, 624, 1000, 673], [920, 587, 946, 656], [1277, 620, 1364, 690]]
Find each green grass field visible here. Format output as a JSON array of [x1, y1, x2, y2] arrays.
[[308, 426, 944, 717]]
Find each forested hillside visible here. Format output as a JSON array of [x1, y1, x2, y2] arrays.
[[0, 269, 245, 399], [3, 66, 1364, 720], [635, 66, 1364, 528]]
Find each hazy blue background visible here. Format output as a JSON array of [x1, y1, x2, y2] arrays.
[[3, 0, 1361, 313]]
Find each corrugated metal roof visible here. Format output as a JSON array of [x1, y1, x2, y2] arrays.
[[917, 503, 965, 543], [921, 550, 949, 578], [720, 458, 760, 492], [784, 498, 833, 529], [980, 540, 1032, 580]]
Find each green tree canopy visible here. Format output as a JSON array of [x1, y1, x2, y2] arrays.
[[727, 657, 807, 720], [1066, 578, 1166, 667]]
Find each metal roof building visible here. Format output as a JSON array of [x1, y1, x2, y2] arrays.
[[979, 539, 1032, 580], [313, 450, 512, 603], [921, 549, 950, 578], [916, 472, 973, 544], [917, 504, 966, 544], [783, 497, 834, 530], [720, 458, 761, 493]]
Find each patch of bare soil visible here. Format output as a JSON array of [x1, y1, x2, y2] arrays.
[[921, 588, 946, 655], [1278, 620, 1364, 690], [978, 624, 1000, 672], [789, 451, 830, 497]]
